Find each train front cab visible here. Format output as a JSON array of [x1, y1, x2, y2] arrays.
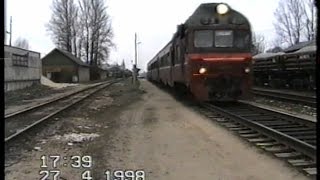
[[186, 27, 252, 101], [181, 3, 252, 101], [188, 54, 252, 101]]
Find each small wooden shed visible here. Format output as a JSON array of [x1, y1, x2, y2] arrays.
[[42, 48, 90, 83]]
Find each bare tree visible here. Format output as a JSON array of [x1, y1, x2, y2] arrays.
[[95, 15, 114, 64], [70, 3, 79, 57], [77, 21, 84, 58], [252, 33, 266, 55], [14, 37, 30, 49], [47, 0, 78, 53], [301, 0, 317, 40], [274, 0, 316, 46], [47, 0, 114, 65], [79, 0, 91, 63], [79, 0, 114, 65]]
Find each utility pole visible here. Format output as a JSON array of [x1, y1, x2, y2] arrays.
[[132, 33, 138, 85], [6, 16, 12, 46], [135, 33, 138, 68], [132, 33, 142, 85]]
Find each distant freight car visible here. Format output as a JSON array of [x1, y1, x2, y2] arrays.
[[253, 42, 316, 90], [147, 3, 252, 101]]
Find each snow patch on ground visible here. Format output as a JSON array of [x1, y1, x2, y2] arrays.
[[53, 133, 100, 143], [41, 76, 78, 89]]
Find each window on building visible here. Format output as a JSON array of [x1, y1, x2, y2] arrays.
[[12, 53, 28, 67]]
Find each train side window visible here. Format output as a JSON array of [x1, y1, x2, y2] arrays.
[[171, 50, 175, 65], [163, 55, 165, 67], [176, 46, 180, 63], [162, 57, 165, 67]]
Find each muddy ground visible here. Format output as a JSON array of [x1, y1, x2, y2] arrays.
[[4, 84, 75, 108], [5, 79, 311, 180], [5, 78, 113, 109]]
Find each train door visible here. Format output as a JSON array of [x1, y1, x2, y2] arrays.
[[180, 39, 186, 83], [178, 24, 187, 83], [175, 45, 181, 81], [169, 47, 174, 87], [156, 59, 160, 81]]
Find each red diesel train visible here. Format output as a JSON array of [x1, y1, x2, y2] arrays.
[[147, 3, 252, 101]]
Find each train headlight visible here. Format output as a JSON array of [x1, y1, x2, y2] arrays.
[[199, 67, 207, 74], [244, 67, 250, 73], [217, 4, 229, 15]]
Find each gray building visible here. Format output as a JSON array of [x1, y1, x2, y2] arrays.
[[4, 45, 42, 92], [42, 48, 90, 83]]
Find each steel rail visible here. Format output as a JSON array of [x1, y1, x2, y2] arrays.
[[251, 88, 316, 107], [203, 103, 316, 160], [5, 82, 105, 119], [5, 79, 120, 143]]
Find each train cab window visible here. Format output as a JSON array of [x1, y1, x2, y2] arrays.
[[215, 30, 233, 47], [234, 31, 250, 49], [194, 30, 213, 47]]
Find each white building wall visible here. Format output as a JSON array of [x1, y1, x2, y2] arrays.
[[4, 46, 42, 92]]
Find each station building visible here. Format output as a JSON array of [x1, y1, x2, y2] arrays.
[[42, 48, 90, 83], [4, 45, 42, 92]]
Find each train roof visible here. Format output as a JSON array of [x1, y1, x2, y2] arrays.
[[147, 41, 172, 66], [253, 52, 284, 59], [147, 3, 251, 67], [286, 44, 316, 55], [185, 3, 250, 27], [283, 40, 315, 53]]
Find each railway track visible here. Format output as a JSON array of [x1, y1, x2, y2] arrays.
[[251, 88, 316, 107], [5, 79, 120, 143], [197, 101, 316, 177]]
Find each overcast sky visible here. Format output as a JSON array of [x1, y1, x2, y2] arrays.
[[5, 0, 280, 71]]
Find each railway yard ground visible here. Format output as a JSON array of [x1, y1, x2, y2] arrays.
[[5, 79, 315, 179]]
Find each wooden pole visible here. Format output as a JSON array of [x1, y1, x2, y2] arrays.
[[6, 16, 12, 46], [133, 33, 138, 85]]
